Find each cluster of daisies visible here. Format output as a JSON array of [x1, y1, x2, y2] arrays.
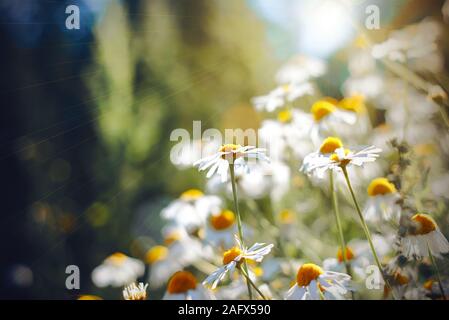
[[80, 13, 449, 301]]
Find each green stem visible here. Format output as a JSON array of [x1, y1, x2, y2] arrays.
[[341, 166, 396, 299], [240, 267, 267, 300], [229, 164, 253, 300], [427, 243, 447, 300], [329, 171, 351, 276]]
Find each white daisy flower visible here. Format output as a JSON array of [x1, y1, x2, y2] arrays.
[[275, 55, 326, 84], [202, 237, 274, 289], [323, 235, 392, 280], [400, 213, 449, 259], [122, 282, 148, 300], [161, 189, 222, 231], [194, 144, 270, 183], [163, 271, 214, 300], [259, 109, 314, 162], [146, 226, 211, 288], [252, 82, 314, 112], [204, 209, 238, 250], [302, 137, 381, 178], [91, 252, 145, 288], [363, 177, 401, 223], [308, 100, 356, 144], [285, 263, 352, 300]]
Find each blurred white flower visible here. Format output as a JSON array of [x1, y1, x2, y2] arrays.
[[275, 55, 326, 84], [363, 177, 401, 224], [163, 271, 214, 300], [371, 19, 443, 73], [252, 82, 314, 112], [400, 213, 449, 259], [204, 210, 239, 250], [259, 109, 314, 161], [285, 263, 351, 300], [91, 253, 145, 288], [308, 100, 356, 144], [161, 189, 222, 231]]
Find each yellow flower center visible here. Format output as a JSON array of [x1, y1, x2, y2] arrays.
[[279, 209, 295, 224], [330, 149, 351, 166], [367, 178, 397, 196], [180, 189, 204, 201], [319, 137, 343, 154], [277, 110, 293, 123], [338, 95, 365, 114], [311, 100, 336, 122], [106, 252, 128, 265], [410, 213, 437, 235], [219, 144, 243, 160], [146, 245, 168, 264], [424, 280, 434, 291], [337, 246, 355, 263], [164, 232, 182, 245], [223, 246, 243, 265], [296, 263, 324, 287], [210, 210, 235, 230], [354, 34, 369, 49], [167, 271, 197, 294], [281, 84, 291, 93], [78, 295, 103, 300], [393, 272, 409, 285]]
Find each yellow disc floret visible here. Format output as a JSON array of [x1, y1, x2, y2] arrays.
[[296, 263, 324, 287], [106, 252, 128, 265], [311, 100, 336, 122], [210, 210, 235, 230], [223, 246, 243, 265], [167, 271, 197, 294], [410, 213, 437, 235], [180, 189, 204, 201], [277, 110, 293, 123], [337, 246, 355, 263], [219, 144, 243, 160], [338, 95, 365, 114], [367, 178, 397, 197], [319, 137, 343, 154], [164, 232, 182, 245], [146, 245, 168, 264]]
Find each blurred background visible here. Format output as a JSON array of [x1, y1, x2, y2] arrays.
[[0, 0, 447, 299]]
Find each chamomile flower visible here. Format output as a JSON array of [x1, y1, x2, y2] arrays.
[[302, 138, 381, 178], [204, 210, 238, 249], [308, 100, 356, 144], [194, 144, 269, 183], [91, 252, 145, 288], [363, 177, 401, 223], [202, 237, 274, 289], [285, 263, 352, 300], [146, 225, 212, 288], [163, 271, 214, 300], [252, 82, 314, 112], [161, 189, 222, 231], [275, 55, 326, 84], [301, 136, 344, 178], [337, 95, 371, 137], [123, 282, 148, 300], [259, 109, 314, 161], [400, 213, 449, 259], [323, 235, 392, 279]]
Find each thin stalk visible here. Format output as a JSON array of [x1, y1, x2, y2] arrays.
[[341, 166, 396, 299], [329, 171, 351, 276], [229, 164, 253, 300], [240, 267, 267, 300], [427, 243, 447, 300]]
